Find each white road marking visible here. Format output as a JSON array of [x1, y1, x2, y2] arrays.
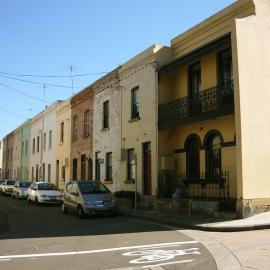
[[0, 241, 198, 261], [107, 259, 194, 270], [123, 247, 200, 264]]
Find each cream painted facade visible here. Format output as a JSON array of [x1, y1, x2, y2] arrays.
[[13, 126, 22, 179], [56, 99, 71, 189], [92, 69, 121, 192], [42, 101, 63, 185], [30, 112, 43, 182], [158, 0, 270, 217], [119, 45, 171, 196]]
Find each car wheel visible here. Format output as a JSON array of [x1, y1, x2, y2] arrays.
[[35, 197, 40, 206], [77, 205, 85, 219], [61, 203, 68, 214], [27, 195, 31, 203]]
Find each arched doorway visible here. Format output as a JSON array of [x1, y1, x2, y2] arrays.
[[205, 133, 222, 177], [185, 135, 201, 180]]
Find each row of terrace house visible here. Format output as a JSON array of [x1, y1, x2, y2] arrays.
[[1, 0, 270, 218]]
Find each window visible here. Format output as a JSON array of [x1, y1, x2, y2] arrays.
[[21, 143, 24, 157], [10, 147, 13, 160], [72, 116, 78, 141], [49, 130, 52, 148], [60, 122, 64, 142], [103, 101, 109, 129], [25, 140, 28, 155], [32, 138, 35, 153], [43, 133, 46, 150], [84, 110, 90, 137], [205, 134, 222, 177], [37, 136, 40, 152], [42, 163, 45, 181], [48, 164, 51, 182], [218, 48, 232, 85], [131, 87, 140, 119], [106, 152, 112, 180], [127, 149, 135, 181]]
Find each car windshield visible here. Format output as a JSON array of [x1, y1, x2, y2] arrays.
[[19, 182, 31, 188], [38, 183, 58, 191], [78, 182, 110, 195], [7, 180, 15, 185]]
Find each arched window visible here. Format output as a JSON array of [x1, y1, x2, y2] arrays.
[[205, 134, 222, 177], [186, 137, 200, 180]]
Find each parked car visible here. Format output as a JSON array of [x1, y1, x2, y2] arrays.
[[2, 180, 16, 196], [0, 180, 5, 194], [12, 181, 32, 199], [27, 182, 63, 205], [62, 180, 118, 218]]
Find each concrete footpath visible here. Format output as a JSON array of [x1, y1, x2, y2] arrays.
[[120, 209, 270, 232]]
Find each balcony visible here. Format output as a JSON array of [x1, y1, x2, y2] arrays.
[[158, 80, 234, 130]]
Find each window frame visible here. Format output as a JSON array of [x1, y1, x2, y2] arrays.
[[83, 110, 90, 137], [60, 122, 64, 143], [127, 149, 135, 181], [72, 115, 78, 141], [131, 87, 140, 119], [102, 101, 109, 129]]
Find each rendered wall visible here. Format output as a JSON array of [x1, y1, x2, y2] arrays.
[[234, 0, 270, 207], [92, 72, 121, 192], [56, 99, 71, 189], [29, 113, 43, 181], [13, 127, 22, 179], [21, 120, 31, 180]]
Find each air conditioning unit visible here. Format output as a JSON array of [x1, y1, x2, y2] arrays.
[[64, 158, 69, 167], [121, 148, 127, 161]]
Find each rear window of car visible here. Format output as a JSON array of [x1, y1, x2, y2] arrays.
[[78, 182, 110, 195], [38, 183, 58, 191], [19, 182, 31, 188], [7, 180, 15, 185]]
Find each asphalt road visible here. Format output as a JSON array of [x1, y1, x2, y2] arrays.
[[0, 195, 217, 270]]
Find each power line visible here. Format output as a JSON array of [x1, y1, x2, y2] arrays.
[[0, 82, 52, 103], [0, 74, 81, 89], [0, 106, 27, 119], [0, 71, 108, 78]]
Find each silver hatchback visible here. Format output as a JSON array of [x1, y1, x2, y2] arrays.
[[62, 181, 118, 218]]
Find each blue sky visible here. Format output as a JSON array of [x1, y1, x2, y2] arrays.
[[0, 0, 235, 139]]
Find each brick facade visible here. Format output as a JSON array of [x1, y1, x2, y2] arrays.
[[70, 87, 94, 180]]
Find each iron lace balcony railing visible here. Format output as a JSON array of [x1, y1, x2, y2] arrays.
[[159, 80, 234, 129]]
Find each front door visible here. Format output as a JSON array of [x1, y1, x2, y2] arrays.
[[143, 142, 152, 196]]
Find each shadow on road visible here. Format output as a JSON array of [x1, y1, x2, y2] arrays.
[[0, 195, 170, 240]]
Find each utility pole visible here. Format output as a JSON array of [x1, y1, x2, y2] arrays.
[[70, 65, 74, 96]]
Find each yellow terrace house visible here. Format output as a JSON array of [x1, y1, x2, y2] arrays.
[[158, 0, 270, 218]]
